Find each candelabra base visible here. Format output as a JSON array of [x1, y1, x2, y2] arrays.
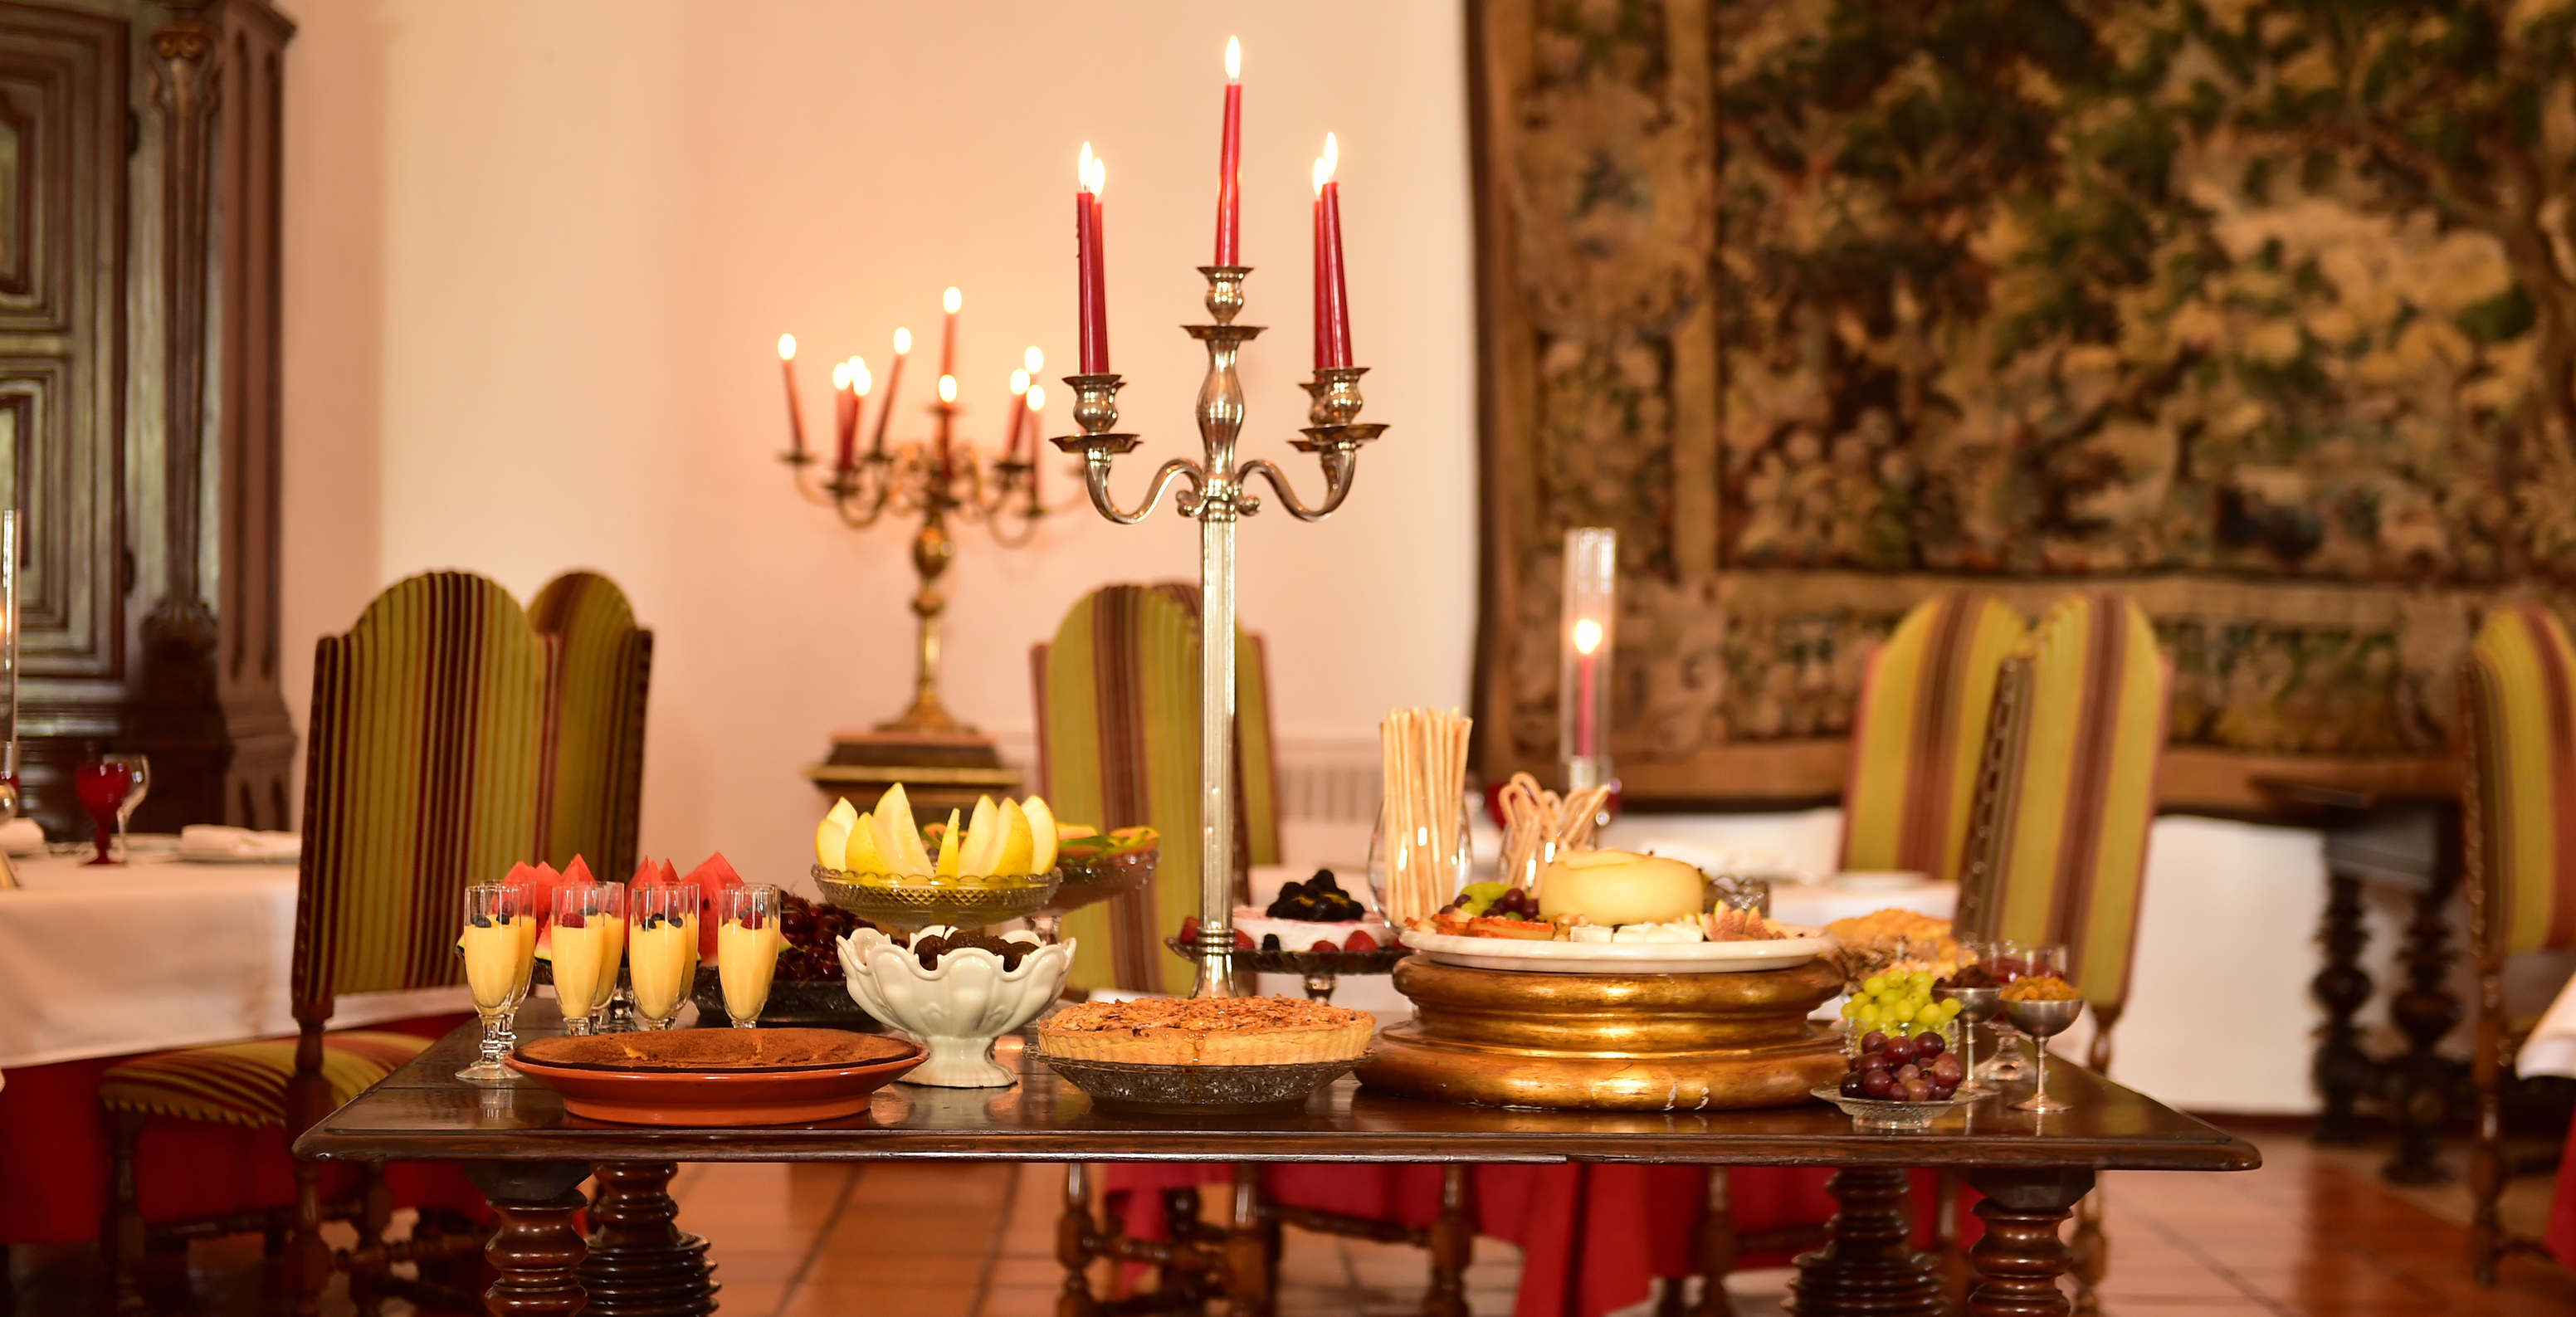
[[806, 728, 1021, 821]]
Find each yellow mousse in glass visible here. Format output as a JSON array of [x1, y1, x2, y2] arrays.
[[627, 912, 695, 1022], [718, 917, 783, 1024], [550, 916, 617, 1019], [1537, 850, 1705, 927], [461, 914, 524, 1010], [512, 906, 539, 1000]]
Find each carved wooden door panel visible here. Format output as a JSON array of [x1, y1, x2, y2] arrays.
[[0, 5, 124, 703]]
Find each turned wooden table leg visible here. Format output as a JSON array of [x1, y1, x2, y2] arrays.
[[465, 1162, 593, 1317], [2310, 864, 2374, 1145], [2385, 850, 2464, 1185], [1058, 1163, 1103, 1317], [1687, 1168, 1734, 1317], [1787, 1166, 1942, 1317], [1225, 1164, 1269, 1317], [578, 1161, 720, 1315], [1962, 1168, 2094, 1317], [1427, 1163, 1472, 1317]]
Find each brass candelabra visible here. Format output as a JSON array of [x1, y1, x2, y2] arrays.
[[782, 398, 1046, 737], [1054, 265, 1385, 997]]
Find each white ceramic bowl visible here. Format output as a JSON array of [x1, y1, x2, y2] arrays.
[[837, 927, 1074, 1088]]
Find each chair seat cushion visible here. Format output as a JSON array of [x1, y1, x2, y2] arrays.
[[98, 1030, 432, 1129]]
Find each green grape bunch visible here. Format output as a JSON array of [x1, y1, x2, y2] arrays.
[[1840, 968, 1963, 1037]]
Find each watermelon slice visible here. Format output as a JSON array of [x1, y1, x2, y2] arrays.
[[684, 853, 744, 959]]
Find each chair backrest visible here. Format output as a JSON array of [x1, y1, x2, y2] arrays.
[[292, 572, 546, 1008], [1032, 583, 1282, 995], [1840, 593, 2027, 884], [1956, 592, 2169, 1017], [2463, 603, 2576, 961], [529, 571, 653, 880]]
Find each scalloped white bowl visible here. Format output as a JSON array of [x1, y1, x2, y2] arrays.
[[837, 926, 1074, 1088]]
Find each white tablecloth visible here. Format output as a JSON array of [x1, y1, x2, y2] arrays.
[[0, 851, 470, 1070]]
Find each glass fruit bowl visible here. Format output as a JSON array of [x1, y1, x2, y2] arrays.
[[812, 866, 1061, 932], [1808, 1085, 1979, 1133]]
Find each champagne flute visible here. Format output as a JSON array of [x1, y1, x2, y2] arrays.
[[456, 884, 528, 1083], [551, 883, 617, 1036], [718, 885, 783, 1028], [101, 754, 149, 859], [627, 885, 695, 1031], [72, 761, 133, 866]]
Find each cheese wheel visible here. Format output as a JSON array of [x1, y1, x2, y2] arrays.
[[1537, 851, 1705, 927]]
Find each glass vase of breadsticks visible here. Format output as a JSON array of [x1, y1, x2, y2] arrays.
[[1369, 707, 1475, 929], [1492, 771, 1612, 895]]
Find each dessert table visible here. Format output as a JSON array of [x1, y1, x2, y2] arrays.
[[297, 1002, 2260, 1317]]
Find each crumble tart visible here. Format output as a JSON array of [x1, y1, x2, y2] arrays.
[[1037, 997, 1374, 1066]]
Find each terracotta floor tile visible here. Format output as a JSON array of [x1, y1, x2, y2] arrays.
[[978, 1282, 1063, 1316], [986, 1254, 1063, 1288], [779, 1280, 982, 1317]]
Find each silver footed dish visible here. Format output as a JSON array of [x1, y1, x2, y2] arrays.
[[1040, 1055, 1361, 1113]]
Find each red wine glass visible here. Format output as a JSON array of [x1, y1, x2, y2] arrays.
[[73, 761, 134, 865]]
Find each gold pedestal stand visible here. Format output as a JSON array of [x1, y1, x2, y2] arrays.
[[1361, 958, 1849, 1111]]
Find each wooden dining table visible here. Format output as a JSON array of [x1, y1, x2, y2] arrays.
[[295, 1002, 2260, 1317]]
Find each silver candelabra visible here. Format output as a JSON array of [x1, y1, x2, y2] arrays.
[[1054, 265, 1384, 998]]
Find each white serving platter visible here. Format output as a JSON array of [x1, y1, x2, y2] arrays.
[[1397, 925, 1837, 975]]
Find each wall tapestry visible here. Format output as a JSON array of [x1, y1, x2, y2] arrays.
[[1470, 0, 2576, 810]]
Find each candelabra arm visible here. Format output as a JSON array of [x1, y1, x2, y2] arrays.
[[1237, 456, 1357, 522], [1077, 455, 1205, 524]]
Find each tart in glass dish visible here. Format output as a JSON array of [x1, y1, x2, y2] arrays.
[[1036, 997, 1374, 1066]]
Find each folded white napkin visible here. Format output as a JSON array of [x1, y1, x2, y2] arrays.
[[177, 824, 300, 863], [0, 817, 42, 856]]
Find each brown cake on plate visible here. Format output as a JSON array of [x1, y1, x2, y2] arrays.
[[1037, 997, 1374, 1066], [517, 1027, 914, 1072]]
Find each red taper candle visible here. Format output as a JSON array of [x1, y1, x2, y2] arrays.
[[1215, 38, 1242, 266], [832, 360, 856, 473], [778, 334, 807, 459], [939, 286, 961, 379], [870, 328, 910, 457], [1076, 144, 1110, 373], [1318, 134, 1352, 369]]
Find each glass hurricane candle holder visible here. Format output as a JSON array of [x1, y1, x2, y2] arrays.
[[1559, 526, 1617, 793]]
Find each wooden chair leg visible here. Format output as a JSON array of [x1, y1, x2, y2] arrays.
[[290, 1152, 331, 1317], [2069, 1187, 2107, 1315], [2471, 977, 2507, 1285], [1426, 1163, 1471, 1317], [1058, 1163, 1103, 1317], [103, 1110, 147, 1317], [1225, 1164, 1268, 1317], [1688, 1167, 1734, 1317]]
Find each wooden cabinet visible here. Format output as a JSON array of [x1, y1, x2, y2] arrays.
[[7, 0, 292, 837]]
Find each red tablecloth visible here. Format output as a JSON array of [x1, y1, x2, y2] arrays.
[[1104, 1161, 1959, 1317], [2550, 1116, 2576, 1269], [0, 1013, 483, 1246]]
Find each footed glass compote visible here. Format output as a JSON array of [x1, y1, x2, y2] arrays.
[[456, 884, 529, 1084]]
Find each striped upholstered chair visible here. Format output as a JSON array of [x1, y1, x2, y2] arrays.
[[1842, 592, 2029, 881], [1955, 591, 2171, 1050], [530, 570, 654, 881], [1031, 583, 1282, 997], [99, 572, 546, 1315], [2462, 602, 2576, 1283], [1950, 591, 2169, 1314]]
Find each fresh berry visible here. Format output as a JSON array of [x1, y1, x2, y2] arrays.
[[1178, 916, 1201, 943], [1915, 1032, 1946, 1058], [1234, 929, 1254, 949], [1343, 930, 1378, 952], [1261, 934, 1282, 951], [1309, 936, 1340, 953]]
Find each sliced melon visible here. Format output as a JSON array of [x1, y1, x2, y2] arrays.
[[871, 783, 931, 876], [843, 810, 886, 873], [935, 808, 964, 876], [995, 799, 1036, 877], [959, 794, 1003, 876], [1023, 796, 1058, 873], [817, 814, 851, 870]]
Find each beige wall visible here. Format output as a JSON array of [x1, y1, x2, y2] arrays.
[[279, 1, 1477, 885]]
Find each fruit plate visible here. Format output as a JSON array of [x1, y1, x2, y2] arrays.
[[1039, 845, 1159, 917], [1396, 926, 1835, 975], [1808, 1085, 1978, 1133], [1165, 936, 1410, 978], [812, 866, 1061, 931], [505, 1029, 925, 1125], [1037, 1055, 1361, 1113]]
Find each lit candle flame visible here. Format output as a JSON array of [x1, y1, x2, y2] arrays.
[[1082, 152, 1105, 198], [1011, 368, 1031, 395], [1079, 142, 1096, 194], [894, 327, 913, 354], [1225, 37, 1241, 84], [1573, 618, 1604, 656], [1024, 345, 1044, 374], [1026, 383, 1046, 412], [944, 286, 962, 315], [831, 362, 849, 389], [939, 374, 958, 404], [778, 333, 797, 360], [1315, 134, 1339, 194], [853, 362, 873, 395]]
